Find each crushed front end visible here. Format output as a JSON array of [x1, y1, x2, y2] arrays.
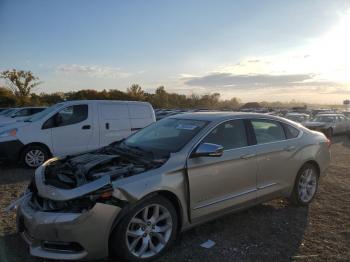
[[16, 147, 167, 260]]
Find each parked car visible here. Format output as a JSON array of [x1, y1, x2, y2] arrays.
[[302, 113, 350, 137], [0, 107, 46, 126], [11, 112, 330, 261], [284, 112, 310, 123], [0, 100, 155, 167], [0, 108, 18, 117]]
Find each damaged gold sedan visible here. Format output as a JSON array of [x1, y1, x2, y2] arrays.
[[12, 112, 331, 261]]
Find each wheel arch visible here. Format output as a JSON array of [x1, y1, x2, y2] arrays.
[[19, 142, 52, 161], [108, 189, 183, 257], [109, 190, 183, 233], [301, 160, 321, 176]]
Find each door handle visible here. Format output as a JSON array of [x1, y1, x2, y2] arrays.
[[240, 153, 256, 160], [105, 123, 110, 130], [82, 125, 91, 130], [284, 146, 295, 152]]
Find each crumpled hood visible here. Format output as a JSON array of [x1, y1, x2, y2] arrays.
[[34, 149, 167, 201], [35, 159, 111, 201]]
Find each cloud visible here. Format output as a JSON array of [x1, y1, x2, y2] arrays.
[[183, 73, 341, 89], [56, 64, 131, 79]]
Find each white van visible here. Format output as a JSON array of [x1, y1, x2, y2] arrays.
[[0, 100, 155, 167]]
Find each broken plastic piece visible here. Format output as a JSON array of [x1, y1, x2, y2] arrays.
[[200, 239, 216, 249]]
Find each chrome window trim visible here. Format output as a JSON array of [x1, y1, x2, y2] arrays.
[[187, 116, 304, 159], [193, 182, 278, 210], [257, 182, 277, 190], [250, 118, 303, 145]]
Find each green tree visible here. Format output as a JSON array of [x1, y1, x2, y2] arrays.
[[153, 86, 169, 108], [0, 86, 17, 107], [127, 84, 144, 100], [1, 69, 41, 97]]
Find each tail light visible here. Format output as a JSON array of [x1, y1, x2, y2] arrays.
[[326, 138, 331, 148]]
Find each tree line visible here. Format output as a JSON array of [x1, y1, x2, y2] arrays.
[[0, 69, 313, 109], [0, 69, 241, 109]]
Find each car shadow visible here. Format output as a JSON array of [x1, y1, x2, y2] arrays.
[[0, 234, 41, 262], [0, 200, 308, 262], [157, 200, 309, 262]]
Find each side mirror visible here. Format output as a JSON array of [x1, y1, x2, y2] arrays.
[[192, 143, 224, 158]]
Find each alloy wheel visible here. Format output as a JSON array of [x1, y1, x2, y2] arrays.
[[298, 168, 317, 202], [25, 149, 45, 167], [125, 204, 173, 258]]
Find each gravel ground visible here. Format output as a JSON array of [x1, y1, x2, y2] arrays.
[[0, 136, 349, 262]]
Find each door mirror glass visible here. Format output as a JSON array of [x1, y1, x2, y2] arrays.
[[192, 143, 224, 158]]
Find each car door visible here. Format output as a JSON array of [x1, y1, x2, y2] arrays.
[[249, 119, 300, 198], [98, 103, 132, 147], [187, 119, 258, 220], [331, 116, 342, 134], [44, 104, 93, 156], [345, 116, 350, 132], [338, 116, 348, 133]]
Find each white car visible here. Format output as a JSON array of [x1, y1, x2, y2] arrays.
[[0, 107, 46, 126], [284, 113, 310, 123], [0, 100, 155, 167]]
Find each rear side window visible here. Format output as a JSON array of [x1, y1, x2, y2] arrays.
[[283, 124, 300, 139], [251, 119, 286, 144], [202, 120, 248, 150]]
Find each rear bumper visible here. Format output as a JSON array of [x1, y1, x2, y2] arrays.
[[0, 139, 23, 162], [17, 196, 122, 260]]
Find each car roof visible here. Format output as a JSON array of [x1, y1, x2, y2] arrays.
[[286, 113, 308, 116], [316, 113, 343, 117], [60, 100, 152, 106], [168, 111, 285, 122], [17, 107, 46, 109]]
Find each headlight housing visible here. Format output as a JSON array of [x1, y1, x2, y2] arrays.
[[0, 128, 17, 138]]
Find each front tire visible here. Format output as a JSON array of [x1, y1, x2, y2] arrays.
[[110, 195, 178, 262], [21, 145, 49, 168], [290, 163, 319, 206]]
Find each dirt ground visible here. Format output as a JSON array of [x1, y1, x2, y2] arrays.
[[0, 136, 349, 262]]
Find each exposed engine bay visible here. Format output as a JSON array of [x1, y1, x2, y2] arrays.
[[44, 145, 168, 189], [22, 144, 169, 212]]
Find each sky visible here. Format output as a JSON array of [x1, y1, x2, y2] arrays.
[[0, 0, 350, 104]]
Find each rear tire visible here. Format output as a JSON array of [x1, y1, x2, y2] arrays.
[[110, 195, 178, 262], [21, 145, 50, 168], [290, 163, 319, 206]]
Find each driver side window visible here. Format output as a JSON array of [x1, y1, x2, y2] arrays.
[[43, 105, 88, 129], [202, 120, 248, 150]]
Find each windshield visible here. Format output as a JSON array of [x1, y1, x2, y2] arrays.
[[312, 115, 335, 122], [123, 118, 208, 154], [26, 103, 63, 122]]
